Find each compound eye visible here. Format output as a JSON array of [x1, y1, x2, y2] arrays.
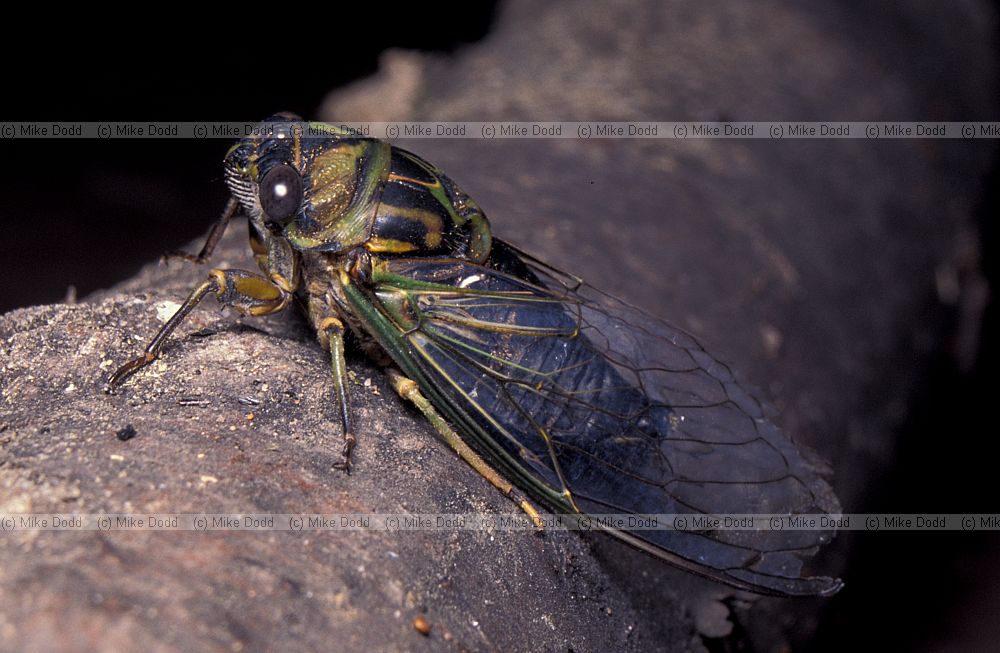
[[259, 164, 302, 223]]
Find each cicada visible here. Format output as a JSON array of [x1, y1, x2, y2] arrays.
[[108, 114, 842, 596]]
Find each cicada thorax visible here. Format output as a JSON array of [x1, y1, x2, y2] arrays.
[[266, 130, 492, 268], [367, 148, 492, 264]]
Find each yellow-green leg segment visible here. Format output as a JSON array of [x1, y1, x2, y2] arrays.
[[319, 317, 356, 472], [386, 369, 544, 528]]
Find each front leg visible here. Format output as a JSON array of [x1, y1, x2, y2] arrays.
[[163, 197, 240, 264], [106, 268, 291, 390]]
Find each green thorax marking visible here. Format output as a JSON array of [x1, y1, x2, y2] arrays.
[[285, 137, 392, 252], [282, 124, 491, 264]]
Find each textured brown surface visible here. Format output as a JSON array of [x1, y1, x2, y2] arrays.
[[2, 0, 996, 651]]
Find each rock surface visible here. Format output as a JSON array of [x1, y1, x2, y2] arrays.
[[2, 0, 996, 651]]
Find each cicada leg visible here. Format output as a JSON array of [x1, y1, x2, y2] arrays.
[[106, 268, 291, 390], [318, 316, 356, 473], [163, 197, 240, 264], [386, 369, 544, 528]]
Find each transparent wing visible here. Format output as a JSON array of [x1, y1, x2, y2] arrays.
[[370, 242, 842, 596]]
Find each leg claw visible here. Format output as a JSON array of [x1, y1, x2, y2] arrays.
[[332, 436, 356, 474], [161, 250, 205, 265]]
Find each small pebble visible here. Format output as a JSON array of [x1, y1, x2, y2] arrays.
[[413, 615, 431, 636]]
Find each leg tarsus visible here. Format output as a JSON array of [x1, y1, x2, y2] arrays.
[[161, 250, 205, 265], [331, 432, 356, 473]]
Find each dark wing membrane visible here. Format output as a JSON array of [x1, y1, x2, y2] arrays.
[[371, 246, 842, 596]]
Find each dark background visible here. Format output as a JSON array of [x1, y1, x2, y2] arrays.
[[2, 5, 997, 651]]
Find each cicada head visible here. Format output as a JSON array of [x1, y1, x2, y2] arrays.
[[223, 113, 392, 253]]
